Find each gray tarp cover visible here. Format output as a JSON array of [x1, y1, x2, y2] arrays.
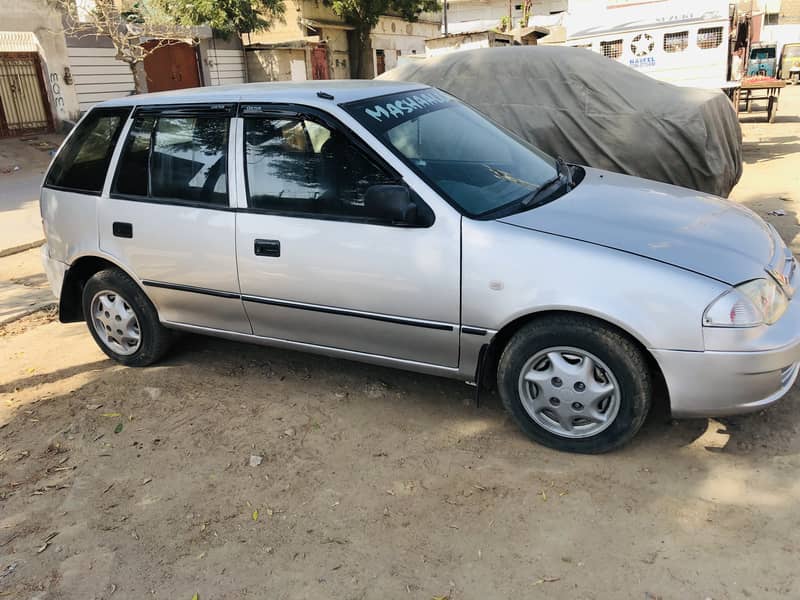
[[379, 46, 742, 197]]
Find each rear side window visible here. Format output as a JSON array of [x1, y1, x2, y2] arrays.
[[45, 107, 130, 194], [112, 112, 230, 206]]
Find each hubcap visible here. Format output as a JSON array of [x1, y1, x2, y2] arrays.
[[90, 290, 141, 356], [518, 346, 621, 439]]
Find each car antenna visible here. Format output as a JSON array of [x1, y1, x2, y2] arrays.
[[317, 91, 335, 100]]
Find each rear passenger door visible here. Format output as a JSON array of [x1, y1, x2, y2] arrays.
[[98, 104, 251, 333]]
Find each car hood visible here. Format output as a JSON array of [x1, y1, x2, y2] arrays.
[[498, 167, 775, 285]]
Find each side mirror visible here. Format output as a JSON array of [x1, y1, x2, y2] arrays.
[[364, 185, 417, 224]]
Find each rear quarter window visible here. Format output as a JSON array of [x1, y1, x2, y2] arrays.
[[45, 107, 131, 194]]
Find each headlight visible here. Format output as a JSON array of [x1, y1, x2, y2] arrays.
[[704, 278, 789, 327]]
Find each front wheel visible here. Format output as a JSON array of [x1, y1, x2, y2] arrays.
[[82, 268, 172, 367], [497, 316, 651, 454]]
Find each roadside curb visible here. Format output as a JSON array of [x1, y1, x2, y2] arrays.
[[0, 239, 45, 259]]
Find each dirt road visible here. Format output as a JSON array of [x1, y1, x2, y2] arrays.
[[0, 134, 62, 257], [2, 90, 800, 600]]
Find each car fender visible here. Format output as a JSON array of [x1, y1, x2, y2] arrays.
[[461, 219, 729, 352]]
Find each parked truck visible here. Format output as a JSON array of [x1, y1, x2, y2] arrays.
[[564, 0, 733, 89]]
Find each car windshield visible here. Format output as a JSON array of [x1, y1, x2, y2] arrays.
[[785, 45, 800, 58], [343, 89, 558, 217]]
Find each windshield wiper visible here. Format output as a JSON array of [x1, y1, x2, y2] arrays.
[[519, 157, 573, 208], [486, 166, 539, 191], [476, 157, 575, 220]]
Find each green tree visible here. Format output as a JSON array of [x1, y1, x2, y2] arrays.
[[323, 0, 439, 78], [159, 0, 286, 37]]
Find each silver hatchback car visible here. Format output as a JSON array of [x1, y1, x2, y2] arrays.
[[40, 81, 800, 453]]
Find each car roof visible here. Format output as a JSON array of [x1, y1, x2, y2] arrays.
[[97, 80, 429, 108]]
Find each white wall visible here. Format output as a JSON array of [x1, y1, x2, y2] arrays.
[[371, 16, 440, 76], [425, 32, 494, 56], [247, 47, 307, 82], [761, 23, 800, 56], [444, 0, 566, 34], [66, 46, 135, 113], [203, 47, 247, 86]]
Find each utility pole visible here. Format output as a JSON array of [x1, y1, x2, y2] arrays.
[[508, 0, 513, 29], [443, 0, 448, 35]]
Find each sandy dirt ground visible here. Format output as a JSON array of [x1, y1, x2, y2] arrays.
[[2, 89, 800, 600]]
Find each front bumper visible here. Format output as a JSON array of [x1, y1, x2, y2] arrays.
[[652, 346, 800, 418], [654, 269, 800, 418], [40, 244, 67, 300]]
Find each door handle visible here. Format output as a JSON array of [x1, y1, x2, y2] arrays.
[[113, 222, 133, 238], [254, 239, 280, 257]]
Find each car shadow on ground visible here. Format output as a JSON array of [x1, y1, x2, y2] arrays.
[[742, 135, 800, 164], [165, 332, 789, 458]]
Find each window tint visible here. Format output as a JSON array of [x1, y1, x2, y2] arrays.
[[45, 107, 130, 193], [112, 114, 229, 206], [113, 115, 154, 197], [151, 117, 228, 205], [244, 117, 394, 218], [344, 90, 557, 217], [697, 27, 723, 49], [664, 31, 688, 53]]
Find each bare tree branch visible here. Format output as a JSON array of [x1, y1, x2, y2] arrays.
[[48, 0, 197, 92]]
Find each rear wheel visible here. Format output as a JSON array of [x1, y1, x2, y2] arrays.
[[82, 268, 171, 366], [497, 315, 651, 454]]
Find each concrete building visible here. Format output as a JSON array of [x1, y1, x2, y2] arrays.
[[443, 0, 567, 35], [425, 30, 516, 57], [2, 1, 79, 134], [1, 0, 246, 135], [370, 16, 441, 76], [245, 0, 440, 81], [424, 25, 549, 58], [778, 0, 800, 22]]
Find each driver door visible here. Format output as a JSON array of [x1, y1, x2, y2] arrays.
[[233, 108, 461, 367]]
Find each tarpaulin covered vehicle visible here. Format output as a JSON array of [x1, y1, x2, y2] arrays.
[[379, 46, 742, 197]]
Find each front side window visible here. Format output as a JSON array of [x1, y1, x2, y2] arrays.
[[697, 27, 723, 49], [344, 89, 558, 217], [243, 116, 395, 218], [113, 112, 229, 206], [45, 107, 130, 193]]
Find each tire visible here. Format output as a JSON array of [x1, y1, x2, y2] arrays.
[[497, 315, 651, 454], [81, 268, 172, 367]]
